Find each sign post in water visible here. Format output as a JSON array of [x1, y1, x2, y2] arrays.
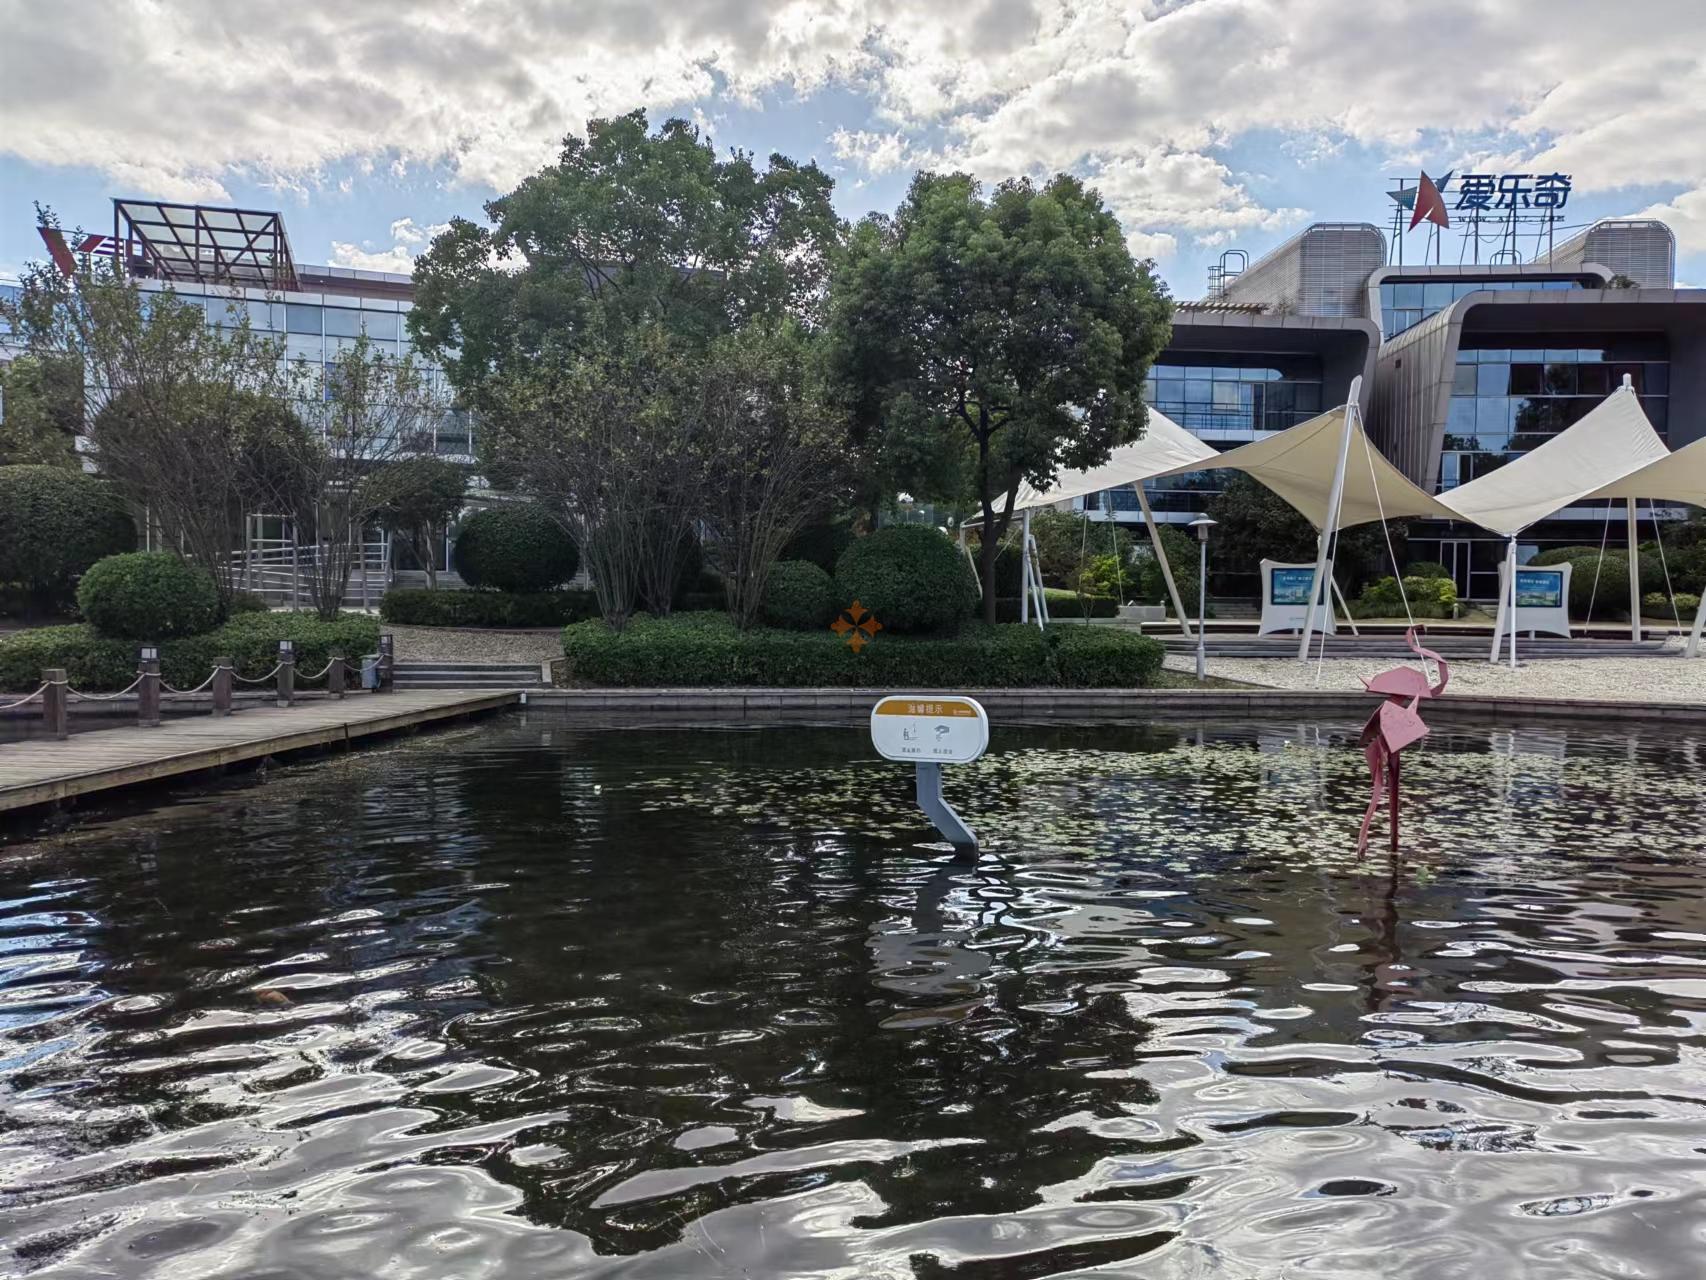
[[870, 695, 989, 853]]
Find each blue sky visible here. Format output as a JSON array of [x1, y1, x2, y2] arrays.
[[3, 2, 1702, 295]]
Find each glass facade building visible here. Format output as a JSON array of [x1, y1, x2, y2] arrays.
[[1379, 277, 1580, 338]]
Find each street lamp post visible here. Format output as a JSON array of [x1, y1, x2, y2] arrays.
[[1188, 516, 1216, 682]]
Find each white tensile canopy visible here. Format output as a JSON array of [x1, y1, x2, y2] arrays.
[[1151, 406, 1461, 530], [1437, 384, 1670, 537], [1012, 407, 1219, 511]]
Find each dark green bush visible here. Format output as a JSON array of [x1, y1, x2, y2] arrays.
[[1352, 574, 1458, 620], [1406, 560, 1451, 580], [453, 505, 579, 593], [0, 465, 134, 610], [560, 612, 1163, 688], [761, 561, 837, 630], [380, 587, 599, 628], [781, 516, 856, 574], [76, 551, 219, 639], [835, 525, 978, 634], [1559, 554, 1627, 617], [227, 591, 271, 616], [995, 591, 1118, 622], [0, 611, 379, 691]]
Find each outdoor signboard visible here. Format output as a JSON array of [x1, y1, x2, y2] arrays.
[[870, 696, 989, 764], [1258, 560, 1338, 637], [1496, 561, 1573, 639]]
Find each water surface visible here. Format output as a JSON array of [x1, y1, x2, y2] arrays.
[[2, 714, 1704, 1278]]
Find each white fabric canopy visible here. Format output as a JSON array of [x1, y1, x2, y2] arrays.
[[1437, 385, 1669, 536], [1153, 405, 1462, 530], [1583, 435, 1706, 507], [1012, 406, 1219, 512]]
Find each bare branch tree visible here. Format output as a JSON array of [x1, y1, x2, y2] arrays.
[[275, 336, 445, 618], [2, 248, 294, 611], [693, 328, 853, 628]]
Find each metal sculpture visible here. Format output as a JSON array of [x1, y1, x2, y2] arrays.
[[1357, 628, 1449, 853]]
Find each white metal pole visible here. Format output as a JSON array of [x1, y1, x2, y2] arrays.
[[1020, 509, 1031, 625], [1297, 385, 1360, 662], [1330, 576, 1360, 636], [1136, 486, 1193, 639], [1687, 589, 1705, 658], [1196, 537, 1208, 681], [1489, 553, 1508, 664], [1507, 537, 1518, 670], [1626, 497, 1641, 643]]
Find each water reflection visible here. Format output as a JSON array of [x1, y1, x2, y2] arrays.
[[1, 716, 1703, 1278]]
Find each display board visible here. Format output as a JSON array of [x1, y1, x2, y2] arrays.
[[1496, 561, 1573, 639], [1258, 560, 1338, 637], [870, 696, 990, 764]]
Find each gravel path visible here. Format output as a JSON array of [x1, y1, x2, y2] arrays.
[[1163, 639, 1706, 704], [387, 625, 564, 665]]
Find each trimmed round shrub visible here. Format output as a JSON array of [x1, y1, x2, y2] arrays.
[[76, 551, 219, 639], [780, 516, 856, 574], [453, 505, 579, 593], [835, 525, 978, 634], [762, 561, 837, 630], [1563, 553, 1627, 617], [1406, 560, 1451, 580], [0, 466, 134, 609]]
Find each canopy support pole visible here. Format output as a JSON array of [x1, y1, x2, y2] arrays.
[[1136, 486, 1192, 639], [1020, 509, 1033, 626], [1029, 523, 1049, 628], [1687, 590, 1705, 659], [1504, 537, 1519, 669], [1626, 497, 1642, 643], [1330, 577, 1360, 636], [1297, 385, 1360, 663]]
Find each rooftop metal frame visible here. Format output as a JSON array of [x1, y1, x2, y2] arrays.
[[112, 198, 298, 291]]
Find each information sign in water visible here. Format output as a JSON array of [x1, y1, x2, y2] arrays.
[[869, 696, 990, 765]]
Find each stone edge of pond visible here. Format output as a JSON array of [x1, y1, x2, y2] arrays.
[[519, 688, 1706, 725]]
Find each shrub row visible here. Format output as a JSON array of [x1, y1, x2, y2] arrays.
[[560, 612, 1163, 688], [380, 587, 600, 628], [1642, 590, 1702, 616], [0, 466, 134, 610], [0, 611, 380, 692], [994, 591, 1119, 622], [1352, 574, 1459, 620]]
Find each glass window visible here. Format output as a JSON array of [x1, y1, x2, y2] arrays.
[[1422, 282, 1453, 310], [1543, 348, 1578, 365], [1446, 397, 1477, 437], [1393, 282, 1424, 308], [1477, 363, 1509, 396], [1476, 397, 1511, 433], [1453, 282, 1479, 300], [1648, 400, 1668, 434], [1576, 363, 1610, 396], [285, 304, 322, 335], [246, 300, 279, 330], [1438, 453, 1461, 489], [1184, 365, 1214, 380], [1509, 349, 1545, 363], [360, 310, 400, 341], [1382, 308, 1397, 334], [323, 308, 363, 338], [1608, 364, 1644, 393], [1452, 363, 1478, 396], [1211, 381, 1242, 408], [1184, 379, 1212, 404], [1544, 363, 1577, 395], [1644, 363, 1669, 394], [1475, 349, 1509, 364], [1294, 382, 1321, 413], [1507, 364, 1542, 395]]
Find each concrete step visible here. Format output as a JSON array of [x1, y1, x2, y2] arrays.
[[392, 663, 548, 689]]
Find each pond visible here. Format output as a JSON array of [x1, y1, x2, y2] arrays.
[[2, 714, 1703, 1278]]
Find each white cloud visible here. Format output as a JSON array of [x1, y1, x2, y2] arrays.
[[2, 1, 1702, 270], [328, 219, 450, 273]]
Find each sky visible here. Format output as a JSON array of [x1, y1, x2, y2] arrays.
[[2, 0, 1703, 296]]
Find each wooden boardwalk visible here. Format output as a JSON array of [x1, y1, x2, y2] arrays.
[[0, 689, 519, 816]]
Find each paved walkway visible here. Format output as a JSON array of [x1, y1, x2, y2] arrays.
[[0, 689, 517, 815]]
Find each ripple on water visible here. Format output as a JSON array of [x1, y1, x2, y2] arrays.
[[1, 716, 1704, 1278]]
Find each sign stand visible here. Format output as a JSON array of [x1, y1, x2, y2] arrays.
[[871, 696, 991, 854]]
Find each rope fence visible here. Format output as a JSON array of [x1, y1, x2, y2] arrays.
[[161, 669, 223, 696], [232, 664, 285, 685], [68, 675, 146, 702], [0, 683, 51, 712]]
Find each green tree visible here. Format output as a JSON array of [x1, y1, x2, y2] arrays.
[[827, 171, 1171, 621], [1206, 472, 1403, 596], [0, 354, 82, 467], [375, 457, 467, 589], [408, 110, 843, 410]]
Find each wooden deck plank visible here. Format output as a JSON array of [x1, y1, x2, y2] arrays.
[[0, 690, 519, 815]]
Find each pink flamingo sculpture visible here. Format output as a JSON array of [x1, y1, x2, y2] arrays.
[[1357, 628, 1449, 853]]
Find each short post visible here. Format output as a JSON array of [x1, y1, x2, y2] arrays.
[[42, 668, 68, 740], [138, 646, 161, 728], [212, 656, 233, 716], [378, 633, 394, 693], [327, 651, 346, 699], [1188, 516, 1216, 682], [277, 639, 295, 707]]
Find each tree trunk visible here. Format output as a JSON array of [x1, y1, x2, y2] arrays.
[[977, 431, 998, 624]]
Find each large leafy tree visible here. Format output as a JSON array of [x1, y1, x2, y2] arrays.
[[0, 354, 83, 468], [1206, 472, 1403, 594], [828, 172, 1172, 621], [408, 110, 843, 410]]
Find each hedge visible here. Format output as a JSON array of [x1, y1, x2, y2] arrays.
[[0, 611, 380, 692], [1353, 574, 1458, 620], [380, 587, 599, 628], [560, 612, 1163, 688], [453, 506, 579, 592], [996, 590, 1119, 622], [76, 551, 220, 639], [762, 560, 837, 630], [834, 525, 978, 634], [0, 465, 134, 608]]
